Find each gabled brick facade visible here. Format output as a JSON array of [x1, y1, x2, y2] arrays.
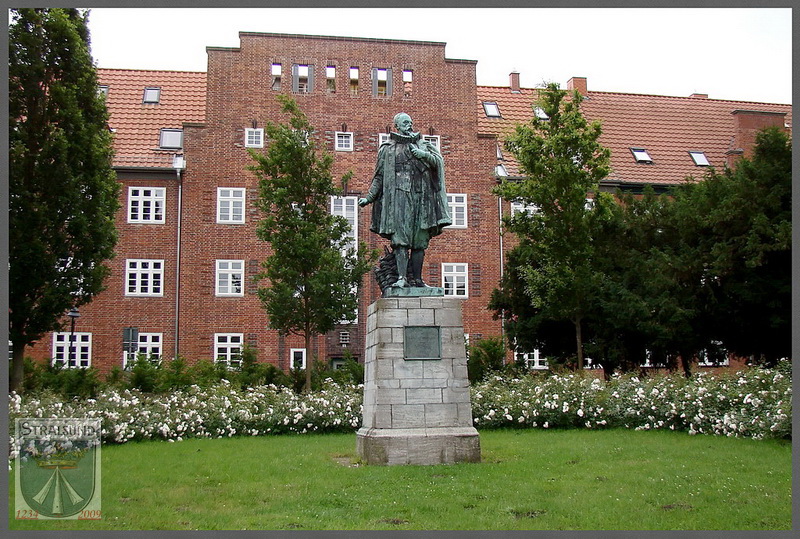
[[23, 32, 790, 375]]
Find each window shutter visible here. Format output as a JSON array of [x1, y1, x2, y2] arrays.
[[307, 64, 314, 93], [371, 68, 378, 96], [292, 64, 300, 93], [386, 68, 393, 96]]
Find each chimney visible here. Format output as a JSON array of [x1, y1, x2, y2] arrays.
[[509, 71, 520, 93], [567, 76, 587, 96], [727, 109, 787, 166]]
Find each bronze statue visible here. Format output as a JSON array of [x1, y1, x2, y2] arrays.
[[359, 113, 451, 289]]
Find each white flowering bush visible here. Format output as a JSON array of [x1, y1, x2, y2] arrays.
[[471, 362, 791, 440], [8, 363, 790, 448], [9, 379, 363, 444]]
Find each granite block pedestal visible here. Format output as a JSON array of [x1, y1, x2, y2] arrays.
[[356, 293, 481, 465]]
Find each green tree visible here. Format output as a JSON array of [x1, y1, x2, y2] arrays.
[[250, 95, 375, 393], [9, 8, 119, 393], [494, 83, 611, 370]]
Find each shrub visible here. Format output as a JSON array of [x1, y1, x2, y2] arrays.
[[467, 336, 506, 382]]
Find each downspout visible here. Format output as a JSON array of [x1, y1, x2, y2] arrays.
[[173, 154, 185, 358]]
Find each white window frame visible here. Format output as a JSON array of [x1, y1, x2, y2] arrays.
[[245, 128, 264, 148], [124, 332, 163, 368], [442, 263, 469, 298], [215, 333, 244, 369], [483, 101, 501, 117], [517, 349, 548, 370], [511, 201, 540, 216], [128, 187, 165, 224], [378, 133, 390, 146], [52, 332, 92, 369], [143, 87, 161, 104], [422, 135, 440, 151], [697, 341, 729, 367], [159, 129, 183, 149], [126, 259, 164, 297], [216, 260, 245, 297], [631, 148, 653, 163], [446, 193, 468, 228], [331, 196, 358, 247], [335, 132, 354, 152], [217, 188, 246, 224], [689, 151, 710, 166], [290, 348, 307, 370]]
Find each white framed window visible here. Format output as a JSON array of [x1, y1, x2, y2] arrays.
[[128, 187, 165, 223], [442, 263, 468, 298], [52, 332, 92, 369], [124, 332, 163, 368], [511, 201, 540, 216], [331, 196, 358, 247], [630, 148, 653, 163], [402, 69, 413, 97], [215, 333, 243, 369], [483, 102, 501, 117], [293, 64, 313, 94], [216, 260, 244, 297], [689, 151, 710, 166], [97, 85, 109, 97], [217, 188, 245, 224], [125, 259, 164, 296], [335, 132, 354, 151], [446, 193, 468, 228], [372, 67, 391, 96], [422, 135, 440, 151], [517, 349, 547, 370], [159, 129, 183, 149], [143, 87, 161, 104], [697, 341, 729, 367], [378, 133, 390, 146], [271, 63, 282, 91], [290, 348, 307, 370], [245, 128, 264, 148], [349, 67, 359, 96], [326, 65, 336, 93]]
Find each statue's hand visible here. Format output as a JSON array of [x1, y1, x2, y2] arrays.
[[410, 146, 427, 159], [358, 198, 369, 207]]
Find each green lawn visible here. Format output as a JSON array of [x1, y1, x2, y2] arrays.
[[9, 428, 791, 530]]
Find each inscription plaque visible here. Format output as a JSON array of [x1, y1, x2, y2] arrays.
[[404, 326, 441, 360]]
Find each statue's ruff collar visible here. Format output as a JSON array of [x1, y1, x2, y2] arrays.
[[390, 131, 421, 143]]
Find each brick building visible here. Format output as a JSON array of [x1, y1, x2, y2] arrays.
[[24, 32, 791, 375]]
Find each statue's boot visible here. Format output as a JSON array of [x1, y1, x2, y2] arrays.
[[411, 249, 429, 287], [393, 247, 409, 287]]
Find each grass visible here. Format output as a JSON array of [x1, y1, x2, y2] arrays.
[[8, 428, 791, 530]]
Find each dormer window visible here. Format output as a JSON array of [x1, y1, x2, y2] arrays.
[[143, 87, 161, 104], [483, 102, 501, 118], [689, 151, 710, 166], [630, 148, 653, 164]]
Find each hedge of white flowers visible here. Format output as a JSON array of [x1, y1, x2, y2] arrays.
[[8, 363, 791, 446], [471, 363, 791, 440]]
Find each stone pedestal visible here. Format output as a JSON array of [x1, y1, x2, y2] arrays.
[[356, 296, 480, 465]]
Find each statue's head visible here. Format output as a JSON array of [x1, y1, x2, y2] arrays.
[[393, 112, 413, 135]]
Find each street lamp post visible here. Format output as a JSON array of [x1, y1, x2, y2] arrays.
[[66, 307, 80, 367]]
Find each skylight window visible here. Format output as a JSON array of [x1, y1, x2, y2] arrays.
[[483, 102, 501, 118], [143, 87, 161, 104], [534, 107, 549, 120], [630, 148, 653, 163], [689, 151, 710, 166]]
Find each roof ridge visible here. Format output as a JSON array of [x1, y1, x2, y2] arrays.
[[97, 67, 207, 75]]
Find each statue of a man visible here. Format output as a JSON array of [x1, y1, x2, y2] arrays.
[[359, 113, 451, 288]]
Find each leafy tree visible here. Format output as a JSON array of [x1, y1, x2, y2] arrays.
[[493, 82, 611, 370], [9, 8, 119, 392], [250, 95, 376, 393]]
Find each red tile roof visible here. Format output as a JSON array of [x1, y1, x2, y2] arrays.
[[478, 84, 791, 187], [97, 69, 206, 169]]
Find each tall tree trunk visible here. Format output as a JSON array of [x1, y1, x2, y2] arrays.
[[10, 342, 26, 394], [304, 329, 312, 393], [574, 316, 584, 371]]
